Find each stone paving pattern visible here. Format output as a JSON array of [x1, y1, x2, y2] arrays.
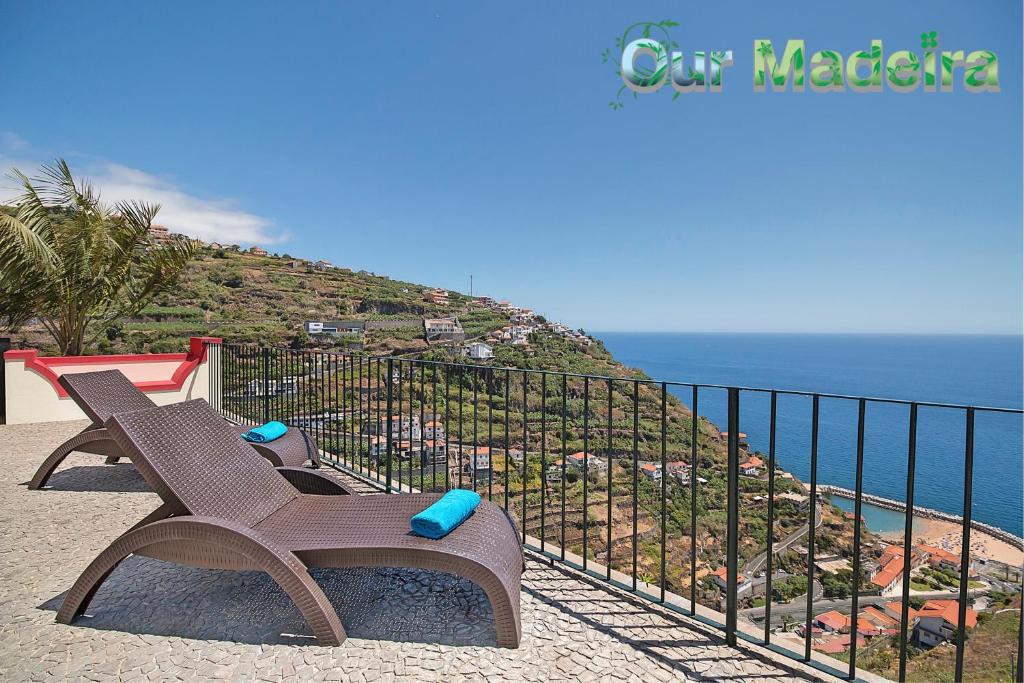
[[0, 420, 838, 682]]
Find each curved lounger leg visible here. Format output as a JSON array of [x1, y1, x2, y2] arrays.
[[56, 517, 347, 646], [468, 564, 521, 648], [29, 429, 119, 490], [104, 456, 121, 465]]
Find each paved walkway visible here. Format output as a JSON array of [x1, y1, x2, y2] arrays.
[[0, 420, 838, 682]]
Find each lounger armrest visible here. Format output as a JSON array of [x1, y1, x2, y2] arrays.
[[276, 467, 355, 495]]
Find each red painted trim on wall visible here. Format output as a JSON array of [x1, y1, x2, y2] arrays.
[[3, 337, 222, 398]]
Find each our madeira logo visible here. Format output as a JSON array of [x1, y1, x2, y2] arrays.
[[605, 21, 1000, 108]]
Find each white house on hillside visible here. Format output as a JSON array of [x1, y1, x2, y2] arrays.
[[463, 342, 494, 360]]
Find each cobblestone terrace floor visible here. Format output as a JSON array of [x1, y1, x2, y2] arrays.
[[0, 420, 840, 682]]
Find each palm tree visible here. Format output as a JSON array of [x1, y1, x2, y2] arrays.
[[0, 159, 196, 355]]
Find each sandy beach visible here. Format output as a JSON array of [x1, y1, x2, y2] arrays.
[[880, 517, 1023, 568]]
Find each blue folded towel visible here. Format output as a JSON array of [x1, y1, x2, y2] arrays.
[[410, 489, 482, 539], [241, 421, 288, 443]]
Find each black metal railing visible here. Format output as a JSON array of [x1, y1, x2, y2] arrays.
[[207, 342, 1024, 682]]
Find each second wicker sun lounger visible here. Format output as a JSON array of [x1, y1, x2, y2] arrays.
[[56, 399, 523, 647], [29, 369, 319, 490]]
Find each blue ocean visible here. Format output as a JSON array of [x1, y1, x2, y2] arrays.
[[597, 333, 1024, 537]]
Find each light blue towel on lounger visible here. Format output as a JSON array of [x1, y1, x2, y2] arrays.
[[410, 489, 482, 539], [241, 421, 288, 443]]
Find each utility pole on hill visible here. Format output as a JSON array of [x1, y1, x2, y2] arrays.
[[470, 274, 473, 298]]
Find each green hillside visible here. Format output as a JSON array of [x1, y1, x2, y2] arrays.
[[7, 244, 861, 616]]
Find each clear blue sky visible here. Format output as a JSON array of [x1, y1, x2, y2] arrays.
[[1, 1, 1020, 334]]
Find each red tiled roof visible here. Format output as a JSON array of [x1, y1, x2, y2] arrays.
[[815, 641, 844, 654], [871, 557, 905, 588], [814, 610, 850, 631], [919, 544, 961, 566], [711, 567, 746, 583], [918, 599, 977, 629], [861, 605, 899, 628], [884, 601, 919, 622]]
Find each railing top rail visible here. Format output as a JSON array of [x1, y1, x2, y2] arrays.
[[216, 343, 1024, 414]]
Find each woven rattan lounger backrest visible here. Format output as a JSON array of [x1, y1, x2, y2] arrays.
[[58, 370, 157, 426], [105, 399, 299, 527]]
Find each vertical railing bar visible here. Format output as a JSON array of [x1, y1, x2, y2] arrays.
[[849, 398, 867, 678], [445, 366, 452, 491], [398, 360, 405, 490], [764, 390, 777, 644], [331, 352, 337, 462], [317, 352, 323, 458], [241, 346, 247, 420], [244, 347, 251, 423], [336, 353, 342, 467], [804, 394, 820, 662], [343, 355, 350, 467], [314, 352, 322, 452], [385, 358, 394, 493], [660, 382, 667, 603], [275, 347, 282, 423], [403, 362, 411, 491], [459, 369, 464, 490], [279, 349, 286, 428], [406, 361, 412, 488], [336, 352, 342, 465], [954, 407, 975, 682], [522, 372, 528, 544], [632, 379, 639, 591], [375, 358, 381, 482], [504, 368, 510, 512], [350, 355, 357, 468], [308, 352, 315, 453], [324, 352, 330, 455], [540, 371, 547, 553], [607, 378, 613, 581], [322, 352, 329, 455], [472, 370, 479, 492], [358, 356, 364, 473], [419, 362, 426, 493], [431, 365, 438, 491], [901, 403, 917, 679], [488, 368, 494, 502], [561, 373, 567, 561], [583, 377, 590, 572], [1015, 567, 1023, 683], [293, 351, 300, 434], [725, 388, 740, 647], [691, 385, 699, 616]]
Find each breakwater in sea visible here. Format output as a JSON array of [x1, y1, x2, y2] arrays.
[[822, 484, 1024, 551]]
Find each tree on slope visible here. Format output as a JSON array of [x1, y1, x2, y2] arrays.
[[0, 159, 196, 355]]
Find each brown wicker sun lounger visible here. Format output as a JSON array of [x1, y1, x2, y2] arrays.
[[29, 369, 319, 490], [56, 399, 523, 647]]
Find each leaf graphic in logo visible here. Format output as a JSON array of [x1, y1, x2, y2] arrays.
[[757, 41, 773, 58], [606, 20, 682, 110], [920, 31, 938, 49]]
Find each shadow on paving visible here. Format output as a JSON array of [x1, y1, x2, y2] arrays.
[[25, 463, 153, 493], [522, 558, 816, 682], [40, 556, 497, 647]]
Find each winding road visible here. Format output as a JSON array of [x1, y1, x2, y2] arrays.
[[742, 503, 823, 577]]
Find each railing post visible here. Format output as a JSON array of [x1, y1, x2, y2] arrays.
[[261, 347, 270, 424], [725, 387, 740, 646], [385, 357, 394, 493]]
